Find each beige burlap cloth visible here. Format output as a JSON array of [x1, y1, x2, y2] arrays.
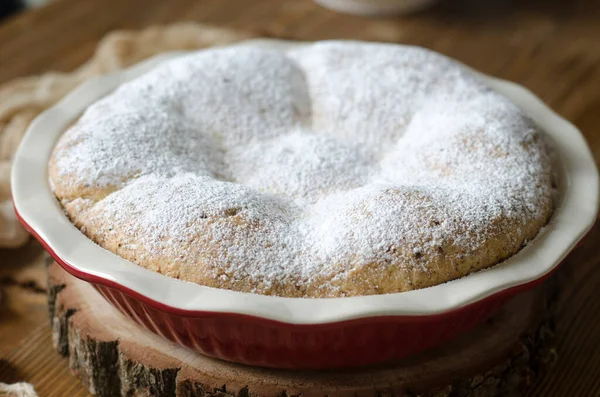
[[0, 23, 256, 248]]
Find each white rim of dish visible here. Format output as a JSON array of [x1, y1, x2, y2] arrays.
[[11, 39, 600, 325]]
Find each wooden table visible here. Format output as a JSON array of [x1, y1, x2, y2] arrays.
[[1, 0, 599, 396]]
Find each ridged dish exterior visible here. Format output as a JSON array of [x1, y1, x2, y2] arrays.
[[93, 281, 520, 369]]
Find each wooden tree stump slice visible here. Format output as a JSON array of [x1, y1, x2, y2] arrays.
[[47, 262, 557, 397]]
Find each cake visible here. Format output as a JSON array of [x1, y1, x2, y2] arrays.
[[48, 41, 554, 298]]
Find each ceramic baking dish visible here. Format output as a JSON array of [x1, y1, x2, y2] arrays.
[[11, 39, 599, 369], [314, 0, 439, 16]]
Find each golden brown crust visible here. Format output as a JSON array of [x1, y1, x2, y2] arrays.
[[55, 179, 553, 298]]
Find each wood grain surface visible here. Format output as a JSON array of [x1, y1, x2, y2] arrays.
[[1, 0, 600, 396]]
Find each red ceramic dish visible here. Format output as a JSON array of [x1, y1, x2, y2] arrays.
[[22, 218, 553, 368], [95, 283, 511, 369], [11, 40, 600, 369]]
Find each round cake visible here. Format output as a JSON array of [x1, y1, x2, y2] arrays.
[[49, 41, 554, 298]]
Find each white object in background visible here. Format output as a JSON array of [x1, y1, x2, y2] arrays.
[[314, 0, 439, 16], [0, 382, 38, 397]]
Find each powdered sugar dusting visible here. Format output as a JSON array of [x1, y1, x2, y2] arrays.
[[50, 41, 553, 296]]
